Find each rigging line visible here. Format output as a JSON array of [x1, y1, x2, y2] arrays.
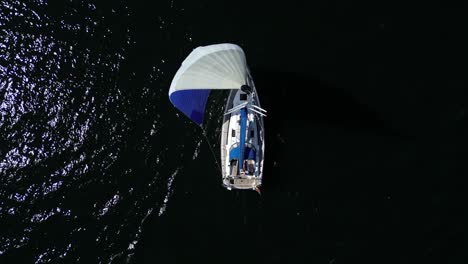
[[201, 128, 223, 176], [198, 90, 228, 177]]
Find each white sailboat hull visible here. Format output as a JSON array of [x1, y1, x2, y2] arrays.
[[220, 85, 265, 190]]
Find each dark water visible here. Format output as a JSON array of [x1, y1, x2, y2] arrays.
[[1, 0, 467, 263]]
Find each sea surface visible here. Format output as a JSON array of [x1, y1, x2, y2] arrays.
[[1, 0, 467, 263]]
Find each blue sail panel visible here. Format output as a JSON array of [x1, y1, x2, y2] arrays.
[[169, 89, 211, 126]]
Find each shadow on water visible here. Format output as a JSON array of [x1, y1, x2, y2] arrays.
[[137, 68, 468, 264], [254, 69, 399, 191], [134, 70, 411, 264]]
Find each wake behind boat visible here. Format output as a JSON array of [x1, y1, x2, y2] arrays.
[[168, 43, 266, 191]]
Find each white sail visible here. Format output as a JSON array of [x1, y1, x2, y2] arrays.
[[168, 44, 249, 125]]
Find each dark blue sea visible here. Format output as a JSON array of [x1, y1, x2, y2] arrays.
[[1, 0, 467, 263]]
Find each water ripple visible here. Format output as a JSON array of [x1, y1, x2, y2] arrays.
[[0, 0, 194, 262]]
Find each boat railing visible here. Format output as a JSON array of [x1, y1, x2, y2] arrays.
[[224, 100, 267, 117]]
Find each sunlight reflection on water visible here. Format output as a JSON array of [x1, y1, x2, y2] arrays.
[[0, 0, 194, 262]]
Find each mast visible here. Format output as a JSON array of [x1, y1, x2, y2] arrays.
[[239, 107, 247, 172], [238, 85, 252, 173]]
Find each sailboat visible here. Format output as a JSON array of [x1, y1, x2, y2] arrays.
[[168, 43, 266, 190]]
